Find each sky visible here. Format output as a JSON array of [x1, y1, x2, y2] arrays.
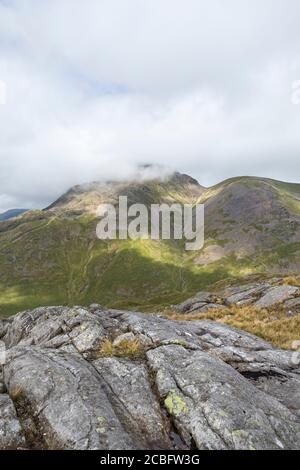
[[0, 0, 300, 211]]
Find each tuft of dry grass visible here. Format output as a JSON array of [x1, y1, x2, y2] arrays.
[[279, 276, 300, 288], [96, 338, 146, 360], [164, 304, 300, 350], [10, 386, 23, 402], [98, 338, 114, 357]]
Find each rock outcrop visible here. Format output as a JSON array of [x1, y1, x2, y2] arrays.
[[174, 278, 300, 314], [0, 304, 300, 450]]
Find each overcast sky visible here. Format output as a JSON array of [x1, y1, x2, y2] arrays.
[[0, 0, 300, 211]]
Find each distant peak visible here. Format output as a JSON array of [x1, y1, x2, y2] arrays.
[[0, 209, 28, 221], [134, 163, 173, 182], [169, 171, 201, 186], [45, 168, 204, 214]]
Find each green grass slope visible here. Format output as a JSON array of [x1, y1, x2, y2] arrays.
[[0, 174, 299, 317]]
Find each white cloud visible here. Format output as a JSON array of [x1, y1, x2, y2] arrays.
[[0, 0, 300, 210]]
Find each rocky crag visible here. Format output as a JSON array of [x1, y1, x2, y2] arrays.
[[173, 277, 300, 315], [0, 301, 299, 450]]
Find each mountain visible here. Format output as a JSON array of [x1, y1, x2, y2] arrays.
[[0, 172, 299, 317], [0, 209, 28, 221], [0, 303, 299, 449], [46, 171, 204, 214], [199, 176, 300, 269]]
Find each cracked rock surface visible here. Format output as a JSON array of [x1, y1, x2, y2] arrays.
[[0, 305, 299, 450]]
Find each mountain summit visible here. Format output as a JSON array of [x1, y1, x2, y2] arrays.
[[46, 171, 205, 215]]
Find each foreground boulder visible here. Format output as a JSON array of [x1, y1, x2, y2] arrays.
[[0, 305, 299, 450]]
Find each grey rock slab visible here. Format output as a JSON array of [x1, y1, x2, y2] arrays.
[[255, 286, 299, 308], [2, 307, 66, 349], [2, 306, 107, 353], [108, 311, 203, 350], [174, 298, 205, 313], [221, 282, 271, 298], [284, 297, 300, 311], [174, 292, 215, 313], [196, 303, 223, 313], [2, 305, 300, 450], [147, 344, 300, 450], [190, 320, 273, 351], [241, 371, 300, 420], [225, 286, 267, 306], [0, 321, 9, 340], [210, 344, 298, 372], [93, 357, 171, 449], [112, 332, 136, 346], [3, 347, 135, 450], [69, 322, 106, 353], [183, 302, 208, 313], [0, 394, 25, 449], [194, 292, 217, 302]]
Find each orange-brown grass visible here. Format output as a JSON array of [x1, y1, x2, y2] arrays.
[[279, 276, 300, 288], [164, 305, 300, 350], [97, 338, 146, 360]]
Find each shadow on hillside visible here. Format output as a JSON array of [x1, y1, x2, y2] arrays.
[[0, 247, 233, 317]]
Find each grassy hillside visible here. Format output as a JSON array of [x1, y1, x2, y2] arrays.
[[0, 211, 232, 316], [0, 174, 299, 317]]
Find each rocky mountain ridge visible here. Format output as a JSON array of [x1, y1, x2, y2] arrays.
[[0, 172, 299, 316], [174, 277, 300, 315], [45, 171, 205, 215]]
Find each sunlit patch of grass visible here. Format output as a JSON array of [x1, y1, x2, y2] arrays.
[[96, 338, 147, 360], [164, 304, 300, 350]]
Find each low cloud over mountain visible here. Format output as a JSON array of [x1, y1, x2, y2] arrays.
[[1, 1, 300, 211]]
